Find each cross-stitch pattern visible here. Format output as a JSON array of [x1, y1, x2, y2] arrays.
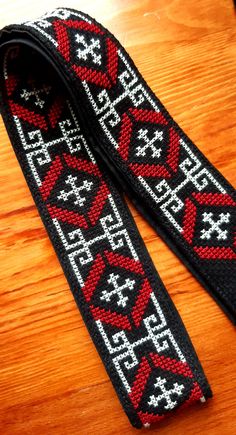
[[13, 7, 235, 320], [0, 6, 234, 427]]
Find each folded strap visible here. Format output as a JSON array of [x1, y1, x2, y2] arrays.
[[3, 6, 234, 427], [4, 7, 234, 322]]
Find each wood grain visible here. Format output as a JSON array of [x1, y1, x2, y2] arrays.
[[0, 1, 235, 434]]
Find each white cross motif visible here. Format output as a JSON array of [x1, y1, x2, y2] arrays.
[[148, 377, 184, 411], [135, 128, 163, 158], [75, 34, 102, 65], [20, 85, 51, 108], [57, 175, 93, 206], [200, 212, 231, 240], [100, 273, 136, 308]]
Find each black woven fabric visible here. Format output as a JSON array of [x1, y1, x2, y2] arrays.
[[0, 7, 234, 428]]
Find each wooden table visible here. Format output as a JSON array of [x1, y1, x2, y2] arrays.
[[0, 1, 235, 434]]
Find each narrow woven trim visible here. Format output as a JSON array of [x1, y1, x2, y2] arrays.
[[2, 6, 235, 427]]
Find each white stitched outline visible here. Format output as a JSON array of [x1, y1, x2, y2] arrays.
[[180, 139, 226, 194], [66, 100, 96, 163], [82, 50, 161, 149], [24, 23, 59, 47], [138, 139, 226, 233], [96, 292, 186, 393], [13, 102, 88, 186], [23, 9, 92, 46], [117, 50, 160, 112], [52, 192, 139, 274]]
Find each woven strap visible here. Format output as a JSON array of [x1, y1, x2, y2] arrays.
[[2, 6, 235, 427]]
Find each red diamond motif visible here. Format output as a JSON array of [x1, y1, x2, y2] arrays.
[[182, 193, 236, 259], [39, 153, 110, 228], [81, 250, 153, 330], [53, 19, 118, 88], [8, 76, 64, 131], [128, 353, 203, 425], [118, 108, 181, 178]]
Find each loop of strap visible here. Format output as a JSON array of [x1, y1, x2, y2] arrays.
[[1, 7, 235, 427]]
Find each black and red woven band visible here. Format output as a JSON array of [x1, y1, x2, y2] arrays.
[[0, 6, 234, 428]]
